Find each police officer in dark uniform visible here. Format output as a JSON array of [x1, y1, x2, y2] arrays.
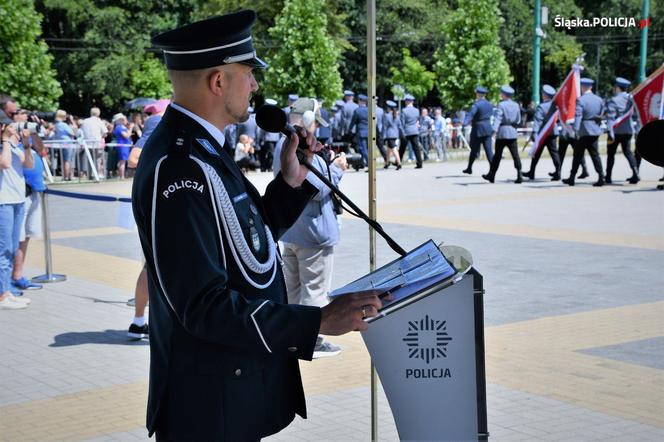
[[524, 85, 562, 181], [605, 77, 639, 184], [349, 93, 369, 167], [563, 78, 605, 186], [133, 11, 382, 441], [483, 85, 522, 183], [341, 90, 358, 143], [463, 86, 494, 174]]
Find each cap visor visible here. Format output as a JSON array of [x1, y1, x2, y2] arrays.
[[240, 56, 268, 69]]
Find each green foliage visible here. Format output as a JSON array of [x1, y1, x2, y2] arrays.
[[434, 0, 512, 110], [389, 48, 435, 99], [38, 0, 199, 114], [0, 0, 62, 110], [130, 57, 172, 100], [264, 0, 343, 105]]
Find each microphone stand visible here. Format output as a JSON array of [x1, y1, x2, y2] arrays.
[[295, 149, 407, 257]]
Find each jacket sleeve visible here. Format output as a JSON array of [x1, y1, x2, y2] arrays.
[[492, 105, 503, 133], [574, 98, 583, 133], [463, 103, 476, 126], [149, 154, 320, 359]]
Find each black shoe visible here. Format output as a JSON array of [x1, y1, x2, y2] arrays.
[[462, 168, 472, 174], [415, 165, 423, 169], [550, 174, 561, 181], [659, 176, 664, 182], [605, 176, 613, 184], [548, 171, 556, 177], [396, 164, 402, 170], [128, 323, 149, 339], [383, 163, 390, 169], [628, 174, 640, 184], [578, 171, 589, 179], [522, 171, 534, 180], [515, 172, 523, 184], [562, 178, 575, 186], [592, 179, 604, 187], [481, 174, 494, 183]]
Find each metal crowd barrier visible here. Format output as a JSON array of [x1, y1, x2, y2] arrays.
[[41, 139, 131, 183]]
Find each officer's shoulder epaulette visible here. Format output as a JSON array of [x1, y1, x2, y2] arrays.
[[167, 128, 193, 156]]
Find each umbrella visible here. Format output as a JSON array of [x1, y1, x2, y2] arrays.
[[124, 97, 157, 111]]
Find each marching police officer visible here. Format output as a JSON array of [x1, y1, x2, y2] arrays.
[[282, 93, 298, 116], [375, 98, 387, 163], [400, 94, 423, 168], [341, 90, 358, 141], [463, 86, 494, 174], [331, 99, 345, 142], [563, 78, 605, 186], [383, 100, 403, 169], [349, 94, 369, 167], [483, 85, 522, 183], [134, 11, 382, 440], [316, 99, 332, 146], [524, 84, 562, 181], [605, 77, 639, 184]]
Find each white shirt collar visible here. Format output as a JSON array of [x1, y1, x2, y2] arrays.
[[170, 102, 226, 148]]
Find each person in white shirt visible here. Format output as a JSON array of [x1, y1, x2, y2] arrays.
[[80, 107, 108, 179]]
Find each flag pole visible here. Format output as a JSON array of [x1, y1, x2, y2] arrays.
[[367, 0, 379, 440]]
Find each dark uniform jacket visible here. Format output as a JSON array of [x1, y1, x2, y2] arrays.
[[350, 104, 369, 138], [132, 106, 322, 441], [463, 98, 494, 138]]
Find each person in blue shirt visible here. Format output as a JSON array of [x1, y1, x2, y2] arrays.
[[111, 113, 133, 179], [52, 109, 76, 181], [12, 127, 46, 291], [400, 94, 423, 168]]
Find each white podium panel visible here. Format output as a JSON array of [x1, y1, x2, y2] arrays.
[[362, 275, 481, 442]]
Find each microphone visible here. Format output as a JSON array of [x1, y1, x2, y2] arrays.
[[255, 103, 407, 256], [636, 120, 664, 167], [255, 104, 309, 150]]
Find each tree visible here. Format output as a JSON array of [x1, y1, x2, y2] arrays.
[[433, 0, 512, 111], [0, 0, 62, 110], [264, 0, 343, 105], [130, 57, 172, 100], [497, 0, 582, 103], [38, 0, 199, 114], [389, 48, 435, 100]]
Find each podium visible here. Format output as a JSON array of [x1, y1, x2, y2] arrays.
[[361, 268, 488, 442]]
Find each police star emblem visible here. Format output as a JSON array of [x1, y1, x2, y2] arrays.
[[402, 315, 453, 364]]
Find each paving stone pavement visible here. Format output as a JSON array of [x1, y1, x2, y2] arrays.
[[0, 154, 662, 441]]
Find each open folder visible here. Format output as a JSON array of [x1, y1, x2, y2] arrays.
[[330, 240, 458, 310]]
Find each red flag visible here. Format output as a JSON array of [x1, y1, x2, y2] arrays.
[[554, 65, 581, 128], [633, 63, 664, 126], [529, 65, 581, 157]]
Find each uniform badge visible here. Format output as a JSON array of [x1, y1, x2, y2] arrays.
[[196, 138, 220, 157], [250, 226, 261, 252]]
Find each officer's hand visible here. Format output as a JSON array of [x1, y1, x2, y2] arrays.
[[319, 291, 383, 335], [333, 152, 348, 171], [281, 126, 323, 188]]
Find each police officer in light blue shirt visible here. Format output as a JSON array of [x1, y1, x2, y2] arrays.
[[563, 78, 606, 186], [331, 100, 345, 142], [383, 100, 403, 169], [463, 86, 494, 174], [483, 85, 523, 183], [400, 94, 423, 168], [604, 77, 639, 184], [523, 84, 562, 181]]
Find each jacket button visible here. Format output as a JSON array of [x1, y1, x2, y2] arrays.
[[234, 369, 242, 376], [288, 347, 297, 352]]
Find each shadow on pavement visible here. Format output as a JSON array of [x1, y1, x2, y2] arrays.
[[452, 182, 491, 186], [435, 175, 472, 179], [619, 187, 663, 194], [50, 330, 148, 347]]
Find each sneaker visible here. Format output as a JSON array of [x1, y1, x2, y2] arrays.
[[128, 323, 149, 339], [313, 341, 341, 359], [8, 293, 31, 304], [126, 298, 136, 307], [0, 297, 28, 310], [12, 277, 43, 290]]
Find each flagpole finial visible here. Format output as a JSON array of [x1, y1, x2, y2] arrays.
[[573, 53, 586, 69]]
